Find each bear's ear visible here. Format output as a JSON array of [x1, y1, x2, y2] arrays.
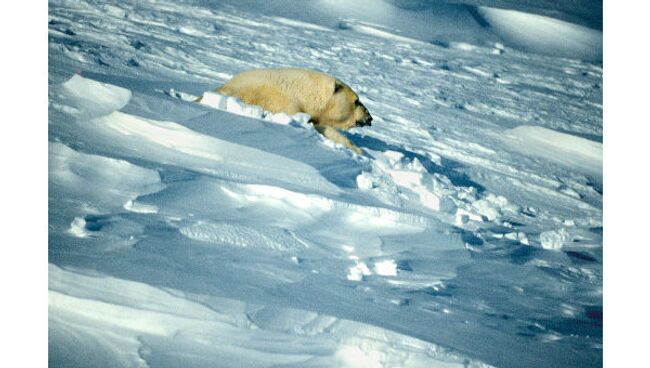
[[334, 81, 344, 94]]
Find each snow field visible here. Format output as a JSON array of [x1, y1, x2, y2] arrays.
[[48, 0, 602, 366], [198, 90, 314, 127], [503, 125, 602, 175], [54, 75, 340, 194], [477, 7, 602, 62], [50, 261, 491, 368], [50, 73, 482, 365]]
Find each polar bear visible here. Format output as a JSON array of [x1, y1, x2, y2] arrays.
[[200, 68, 372, 153]]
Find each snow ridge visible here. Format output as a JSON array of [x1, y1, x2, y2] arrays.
[[49, 1, 602, 367]]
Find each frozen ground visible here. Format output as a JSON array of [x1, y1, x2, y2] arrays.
[[48, 0, 602, 367]]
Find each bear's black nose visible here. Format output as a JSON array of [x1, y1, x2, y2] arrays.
[[356, 115, 372, 127]]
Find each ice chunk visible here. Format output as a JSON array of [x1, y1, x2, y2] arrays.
[[68, 217, 89, 238], [540, 228, 570, 250], [198, 91, 228, 109], [265, 112, 294, 125], [374, 260, 397, 276], [347, 262, 372, 281]]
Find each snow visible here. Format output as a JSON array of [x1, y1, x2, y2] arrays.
[[374, 259, 398, 276], [49, 141, 163, 216], [477, 7, 603, 61], [199, 90, 313, 126], [209, 0, 602, 60], [48, 0, 602, 367], [62, 74, 132, 116], [504, 125, 603, 175], [51, 264, 485, 368], [68, 217, 89, 238], [347, 262, 373, 281], [539, 228, 572, 250]]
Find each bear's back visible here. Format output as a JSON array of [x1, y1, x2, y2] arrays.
[[218, 68, 334, 114]]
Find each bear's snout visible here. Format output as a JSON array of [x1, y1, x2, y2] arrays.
[[356, 114, 372, 127]]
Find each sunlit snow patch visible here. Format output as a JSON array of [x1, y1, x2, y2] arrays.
[[477, 7, 602, 61], [336, 344, 382, 368], [360, 150, 456, 213], [347, 262, 372, 281], [123, 199, 158, 214], [503, 125, 602, 175], [57, 75, 337, 193], [471, 193, 519, 222], [347, 260, 398, 281], [199, 91, 312, 126], [272, 16, 332, 32], [539, 228, 571, 250], [95, 110, 334, 192], [62, 74, 131, 117], [179, 221, 309, 251], [49, 142, 163, 214], [68, 217, 89, 238], [373, 259, 397, 276], [50, 264, 491, 367], [338, 20, 421, 44]]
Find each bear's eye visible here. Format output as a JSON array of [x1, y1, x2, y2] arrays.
[[354, 99, 360, 106], [334, 82, 344, 94]]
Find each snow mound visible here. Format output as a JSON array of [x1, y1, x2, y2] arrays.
[[539, 228, 571, 250], [272, 16, 332, 32], [62, 74, 132, 117], [179, 221, 309, 251], [99, 110, 334, 190], [49, 142, 163, 215], [477, 7, 602, 61], [199, 91, 312, 127], [359, 150, 456, 212], [50, 264, 492, 368], [338, 20, 421, 44], [503, 125, 602, 175], [48, 0, 603, 365], [59, 75, 338, 193]]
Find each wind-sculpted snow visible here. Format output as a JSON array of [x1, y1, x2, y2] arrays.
[[49, 0, 602, 367], [49, 73, 483, 366], [503, 125, 603, 175], [477, 6, 602, 61], [50, 265, 493, 368]]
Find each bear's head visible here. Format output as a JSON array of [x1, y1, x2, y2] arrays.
[[316, 80, 372, 130]]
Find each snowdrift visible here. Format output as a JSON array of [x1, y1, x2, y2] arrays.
[[48, 0, 602, 366]]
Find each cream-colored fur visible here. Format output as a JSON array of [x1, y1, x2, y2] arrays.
[[202, 68, 372, 153]]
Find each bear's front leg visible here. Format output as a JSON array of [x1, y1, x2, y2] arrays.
[[314, 125, 363, 155]]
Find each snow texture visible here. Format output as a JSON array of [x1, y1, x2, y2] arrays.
[[477, 6, 602, 61], [49, 1, 602, 367]]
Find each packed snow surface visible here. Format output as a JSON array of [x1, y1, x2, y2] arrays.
[[49, 0, 602, 367], [477, 6, 602, 61], [503, 125, 602, 175]]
